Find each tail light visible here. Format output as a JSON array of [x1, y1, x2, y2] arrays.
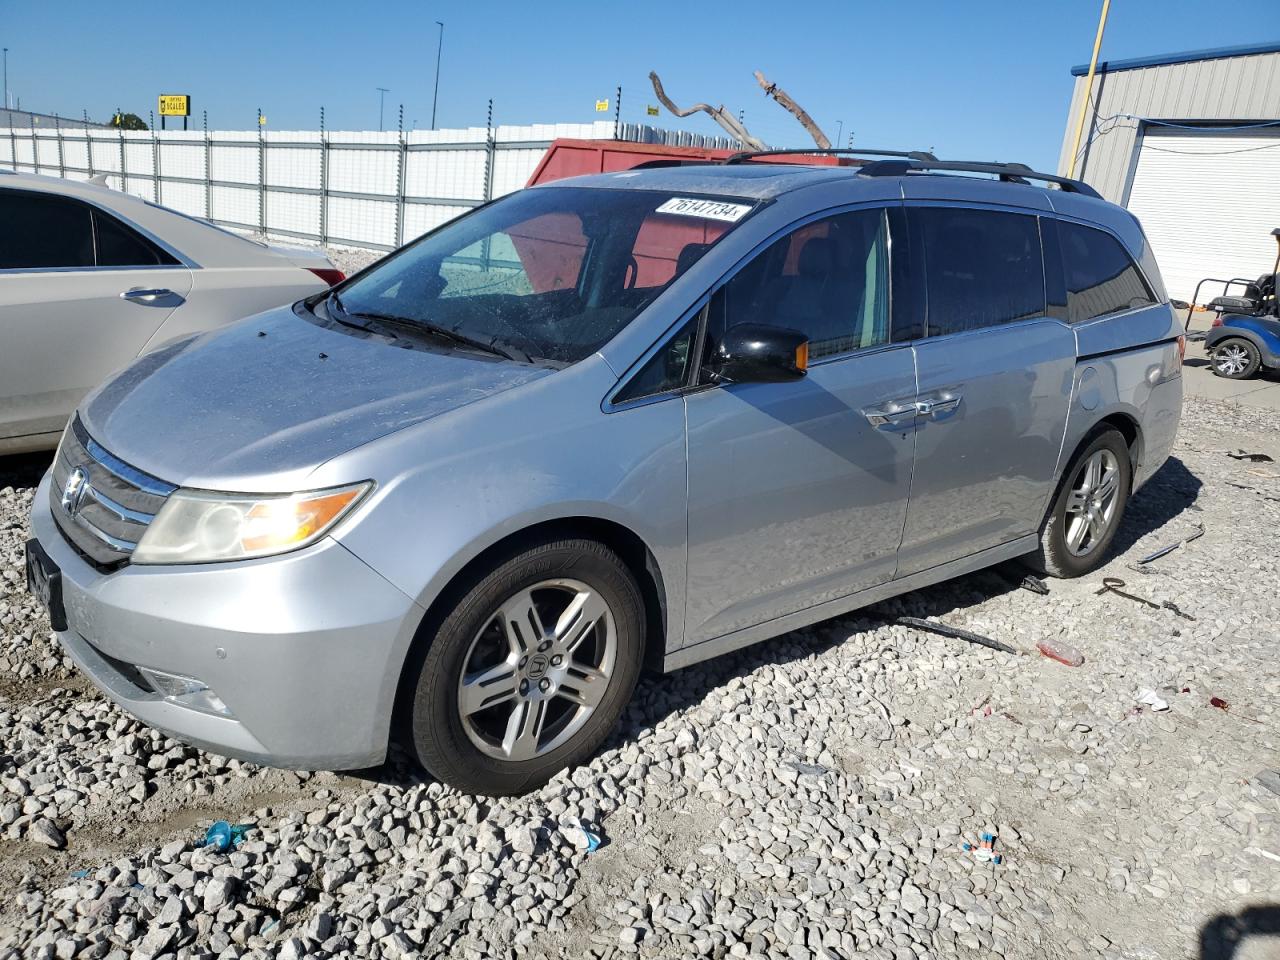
[[1177, 334, 1186, 363], [1210, 315, 1224, 328], [307, 267, 346, 287]]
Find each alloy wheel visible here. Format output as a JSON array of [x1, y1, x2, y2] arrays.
[[457, 579, 616, 762], [1063, 448, 1121, 556], [1213, 343, 1251, 377]]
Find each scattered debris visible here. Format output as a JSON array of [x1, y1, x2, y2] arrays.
[[29, 819, 66, 850], [1210, 697, 1263, 725], [1254, 770, 1280, 797], [1227, 450, 1274, 463], [786, 760, 833, 778], [1036, 638, 1084, 667], [896, 616, 1019, 655], [1095, 577, 1196, 620], [1136, 689, 1170, 712], [962, 832, 1003, 865], [1019, 574, 1050, 596], [1246, 846, 1280, 865], [1136, 524, 1205, 565], [563, 822, 603, 853], [205, 820, 252, 852]]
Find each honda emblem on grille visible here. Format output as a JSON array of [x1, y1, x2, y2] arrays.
[[61, 467, 89, 516]]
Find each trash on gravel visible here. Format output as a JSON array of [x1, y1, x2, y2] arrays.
[[204, 820, 252, 852], [1136, 689, 1170, 712], [962, 832, 1003, 865], [1226, 450, 1275, 462], [1095, 577, 1196, 620], [1036, 638, 1084, 667], [786, 760, 834, 778], [1210, 696, 1263, 725], [563, 822, 603, 852], [1136, 523, 1205, 565], [29, 818, 66, 850], [1019, 574, 1050, 595], [896, 616, 1019, 655], [1254, 770, 1280, 797]]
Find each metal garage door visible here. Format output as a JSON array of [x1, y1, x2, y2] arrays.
[[1126, 127, 1280, 305]]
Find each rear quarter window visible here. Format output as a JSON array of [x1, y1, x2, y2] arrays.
[[1058, 221, 1155, 322]]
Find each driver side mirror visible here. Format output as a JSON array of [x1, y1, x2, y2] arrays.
[[707, 323, 809, 384]]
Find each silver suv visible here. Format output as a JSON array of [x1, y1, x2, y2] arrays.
[[26, 151, 1183, 795]]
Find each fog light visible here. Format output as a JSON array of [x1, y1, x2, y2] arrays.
[[138, 667, 232, 717]]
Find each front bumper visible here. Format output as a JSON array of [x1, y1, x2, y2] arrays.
[[30, 472, 423, 770]]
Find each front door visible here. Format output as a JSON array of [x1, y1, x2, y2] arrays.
[[683, 206, 918, 646], [896, 204, 1074, 576]]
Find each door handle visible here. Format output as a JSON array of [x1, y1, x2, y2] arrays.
[[915, 395, 962, 417], [862, 402, 921, 427], [120, 288, 174, 302]]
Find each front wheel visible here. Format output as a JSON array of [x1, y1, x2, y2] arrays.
[[408, 538, 644, 795], [1211, 337, 1261, 379], [1031, 428, 1132, 578]]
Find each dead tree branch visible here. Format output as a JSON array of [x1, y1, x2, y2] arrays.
[[753, 70, 830, 149], [648, 71, 766, 151]]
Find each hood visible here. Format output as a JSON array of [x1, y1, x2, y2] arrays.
[[80, 305, 553, 491]]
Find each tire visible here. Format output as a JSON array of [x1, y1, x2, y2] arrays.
[[408, 538, 644, 795], [1030, 428, 1132, 579], [1211, 338, 1262, 379]]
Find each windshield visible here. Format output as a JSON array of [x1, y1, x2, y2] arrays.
[[335, 186, 756, 364]]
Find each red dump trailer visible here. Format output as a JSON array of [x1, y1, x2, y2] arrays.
[[524, 138, 845, 187]]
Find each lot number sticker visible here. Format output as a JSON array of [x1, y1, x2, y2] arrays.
[[656, 198, 752, 223]]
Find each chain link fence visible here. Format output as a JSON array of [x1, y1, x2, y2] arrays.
[[0, 117, 735, 251]]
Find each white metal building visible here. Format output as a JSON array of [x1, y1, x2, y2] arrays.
[[1057, 42, 1280, 305]]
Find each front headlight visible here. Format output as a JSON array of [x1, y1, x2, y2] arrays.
[[132, 482, 372, 565]]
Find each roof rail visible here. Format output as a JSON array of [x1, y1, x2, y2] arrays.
[[856, 158, 1101, 198], [724, 147, 939, 165]]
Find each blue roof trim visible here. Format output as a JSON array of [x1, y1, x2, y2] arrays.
[[1070, 41, 1280, 77]]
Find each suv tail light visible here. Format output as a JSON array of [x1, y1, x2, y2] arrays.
[[1210, 314, 1224, 328], [307, 267, 346, 287], [1177, 334, 1186, 363]]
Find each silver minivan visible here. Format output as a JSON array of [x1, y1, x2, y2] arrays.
[[26, 152, 1183, 795]]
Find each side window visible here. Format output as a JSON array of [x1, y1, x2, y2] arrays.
[[1058, 221, 1155, 322], [614, 317, 697, 403], [94, 209, 178, 267], [0, 190, 94, 270], [918, 207, 1046, 336], [707, 208, 891, 362]]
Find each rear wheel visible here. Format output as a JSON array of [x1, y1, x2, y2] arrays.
[[1031, 428, 1131, 578], [408, 538, 644, 795], [1211, 338, 1261, 379]]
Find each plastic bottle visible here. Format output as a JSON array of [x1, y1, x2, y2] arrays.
[[1036, 639, 1084, 667]]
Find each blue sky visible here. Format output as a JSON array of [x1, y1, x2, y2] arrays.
[[3, 0, 1276, 170]]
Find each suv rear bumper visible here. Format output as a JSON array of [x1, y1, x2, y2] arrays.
[[30, 472, 423, 770]]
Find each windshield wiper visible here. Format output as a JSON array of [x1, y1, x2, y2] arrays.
[[328, 294, 529, 363]]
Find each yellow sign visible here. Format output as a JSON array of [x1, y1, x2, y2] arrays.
[[646, 104, 659, 117], [158, 94, 190, 117], [594, 99, 609, 112]]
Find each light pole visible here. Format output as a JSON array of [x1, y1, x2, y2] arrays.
[[3, 48, 8, 113], [376, 87, 390, 131], [834, 120, 843, 149], [431, 21, 444, 129]]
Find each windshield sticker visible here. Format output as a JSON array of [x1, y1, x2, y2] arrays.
[[655, 197, 753, 222]]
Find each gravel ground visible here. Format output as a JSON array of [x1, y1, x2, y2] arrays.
[[2, 384, 1279, 960]]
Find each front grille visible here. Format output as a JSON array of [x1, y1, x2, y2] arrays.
[[50, 417, 176, 568]]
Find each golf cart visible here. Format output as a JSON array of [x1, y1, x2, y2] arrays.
[[1190, 227, 1280, 379]]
